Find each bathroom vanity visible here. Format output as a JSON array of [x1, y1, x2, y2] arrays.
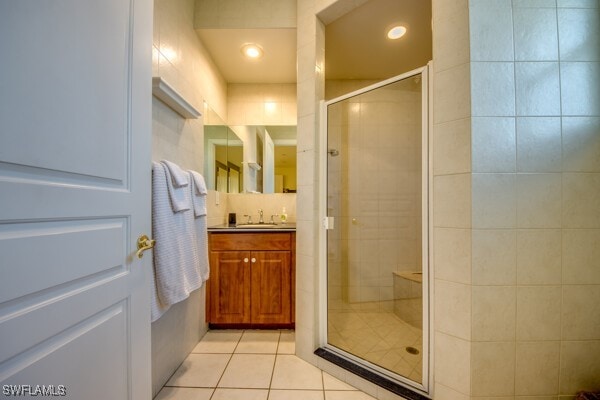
[[206, 226, 295, 328]]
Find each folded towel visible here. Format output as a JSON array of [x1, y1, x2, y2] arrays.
[[162, 159, 189, 188], [189, 170, 207, 217], [189, 170, 208, 195], [160, 160, 190, 213]]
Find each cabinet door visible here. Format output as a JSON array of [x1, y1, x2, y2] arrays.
[[210, 251, 251, 324], [251, 251, 292, 324]]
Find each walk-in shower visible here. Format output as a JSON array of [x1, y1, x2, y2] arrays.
[[319, 66, 431, 395]]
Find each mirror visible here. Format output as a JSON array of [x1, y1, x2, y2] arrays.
[[204, 103, 297, 194], [203, 104, 244, 193]]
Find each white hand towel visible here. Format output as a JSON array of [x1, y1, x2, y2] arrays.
[[189, 170, 207, 217], [160, 160, 190, 213], [161, 159, 189, 187]]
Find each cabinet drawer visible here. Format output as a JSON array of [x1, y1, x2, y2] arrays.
[[209, 232, 292, 251]]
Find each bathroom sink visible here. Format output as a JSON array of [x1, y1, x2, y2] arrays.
[[236, 223, 279, 228]]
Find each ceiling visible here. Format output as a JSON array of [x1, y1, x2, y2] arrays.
[[195, 0, 431, 83], [325, 0, 432, 80], [196, 28, 297, 84]]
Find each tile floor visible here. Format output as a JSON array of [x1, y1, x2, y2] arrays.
[[155, 330, 378, 400], [328, 300, 423, 383]]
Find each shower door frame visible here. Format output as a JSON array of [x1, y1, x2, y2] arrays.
[[318, 63, 433, 395]]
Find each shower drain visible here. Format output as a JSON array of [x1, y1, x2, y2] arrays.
[[405, 346, 420, 355]]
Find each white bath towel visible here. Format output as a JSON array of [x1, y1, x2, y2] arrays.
[[189, 170, 207, 217], [160, 160, 189, 213], [188, 170, 210, 281], [150, 161, 203, 322]]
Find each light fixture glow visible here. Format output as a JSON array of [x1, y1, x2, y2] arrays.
[[387, 25, 407, 39], [241, 44, 263, 59]]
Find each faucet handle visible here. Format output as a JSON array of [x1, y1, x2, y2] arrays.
[[270, 214, 279, 224], [243, 214, 252, 224]]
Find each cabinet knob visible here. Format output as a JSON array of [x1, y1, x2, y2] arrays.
[[244, 258, 249, 263], [251, 258, 256, 263]]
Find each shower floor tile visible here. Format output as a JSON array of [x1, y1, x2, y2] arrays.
[[327, 301, 424, 383]]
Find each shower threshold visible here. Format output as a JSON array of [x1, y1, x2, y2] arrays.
[[314, 347, 430, 400]]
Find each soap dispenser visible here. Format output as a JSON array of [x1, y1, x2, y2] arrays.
[[280, 207, 288, 223]]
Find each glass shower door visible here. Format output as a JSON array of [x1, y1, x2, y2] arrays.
[[324, 68, 429, 391]]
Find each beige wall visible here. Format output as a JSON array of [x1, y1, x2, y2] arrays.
[[227, 83, 297, 126]]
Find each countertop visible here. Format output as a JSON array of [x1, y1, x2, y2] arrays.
[[208, 223, 296, 232]]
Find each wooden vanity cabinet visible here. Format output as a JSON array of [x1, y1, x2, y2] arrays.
[[207, 231, 295, 328]]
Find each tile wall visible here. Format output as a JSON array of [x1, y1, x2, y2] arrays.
[[326, 82, 423, 305], [228, 83, 298, 126], [433, 0, 600, 398], [151, 0, 227, 396], [467, 0, 600, 397]]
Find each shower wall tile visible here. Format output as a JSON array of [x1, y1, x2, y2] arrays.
[[515, 62, 561, 116], [434, 383, 470, 400], [434, 63, 471, 124], [559, 340, 600, 395], [434, 228, 472, 284], [435, 280, 472, 339], [562, 117, 600, 172], [433, 118, 471, 175], [513, 7, 559, 61], [562, 173, 600, 228], [558, 8, 600, 61], [471, 117, 516, 173], [561, 285, 600, 340], [471, 62, 515, 117], [517, 117, 562, 172], [434, 174, 472, 228], [469, 0, 514, 61], [471, 341, 516, 396], [560, 62, 600, 116], [435, 332, 471, 395], [515, 341, 560, 395], [472, 286, 516, 341], [557, 0, 599, 6], [433, 4, 470, 73], [516, 229, 562, 285], [516, 173, 562, 228], [472, 229, 517, 285], [562, 229, 600, 284], [516, 286, 562, 341], [514, 0, 557, 6], [472, 173, 517, 228]]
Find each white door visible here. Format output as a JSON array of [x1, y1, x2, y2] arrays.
[[0, 1, 152, 399]]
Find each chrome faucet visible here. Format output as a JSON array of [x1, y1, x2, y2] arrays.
[[258, 209, 264, 224]]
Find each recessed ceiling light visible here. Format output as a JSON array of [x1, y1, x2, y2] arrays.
[[387, 25, 407, 40], [241, 44, 263, 59]]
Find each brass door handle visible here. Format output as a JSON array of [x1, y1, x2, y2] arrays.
[[136, 234, 155, 259]]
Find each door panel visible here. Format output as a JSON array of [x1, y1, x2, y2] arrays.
[[251, 251, 291, 324], [210, 251, 251, 324], [0, 0, 152, 398], [0, 0, 130, 181]]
